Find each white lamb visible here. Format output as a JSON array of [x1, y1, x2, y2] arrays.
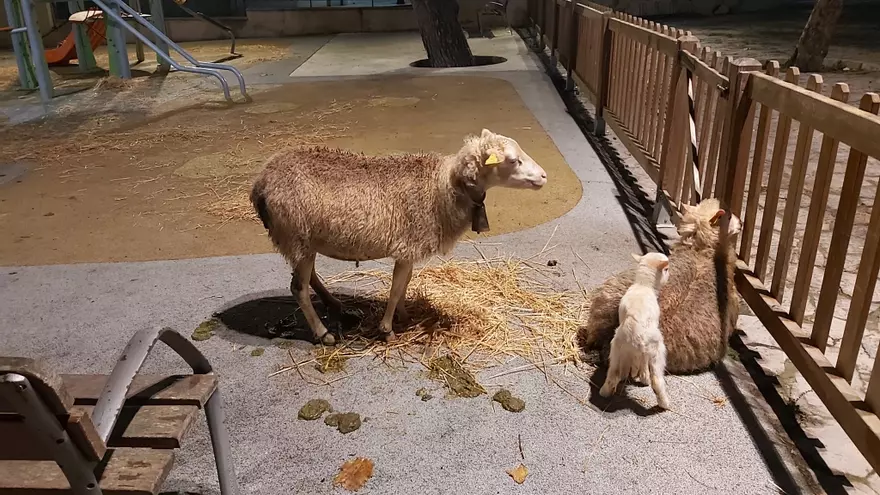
[[599, 252, 671, 410]]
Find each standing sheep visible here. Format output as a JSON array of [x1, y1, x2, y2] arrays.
[[577, 198, 742, 374], [251, 129, 547, 345]]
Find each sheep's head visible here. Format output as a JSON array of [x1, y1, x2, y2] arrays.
[[677, 198, 742, 250], [460, 129, 547, 191]]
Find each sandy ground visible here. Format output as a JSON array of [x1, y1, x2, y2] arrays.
[[0, 75, 580, 266]]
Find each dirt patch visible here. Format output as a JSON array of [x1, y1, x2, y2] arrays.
[[428, 355, 485, 398], [0, 76, 581, 266]]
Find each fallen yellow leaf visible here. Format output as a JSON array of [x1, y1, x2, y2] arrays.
[[333, 457, 374, 492], [507, 463, 528, 484]]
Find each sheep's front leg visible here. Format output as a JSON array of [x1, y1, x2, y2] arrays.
[[293, 253, 336, 346], [380, 260, 414, 343]]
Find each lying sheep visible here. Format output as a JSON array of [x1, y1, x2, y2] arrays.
[[577, 198, 742, 374], [251, 129, 547, 345]]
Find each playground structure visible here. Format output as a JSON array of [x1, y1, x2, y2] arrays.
[[2, 0, 248, 102]]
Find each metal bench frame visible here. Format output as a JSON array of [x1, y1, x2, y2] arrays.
[[0, 327, 239, 495]]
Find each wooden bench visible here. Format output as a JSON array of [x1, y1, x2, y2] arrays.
[[0, 327, 239, 495]]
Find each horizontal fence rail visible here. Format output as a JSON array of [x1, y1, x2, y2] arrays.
[[529, 0, 880, 473]]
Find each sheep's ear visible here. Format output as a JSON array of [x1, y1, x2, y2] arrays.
[[481, 128, 494, 140], [659, 260, 669, 270], [710, 209, 725, 225], [630, 253, 641, 262], [682, 203, 694, 214], [484, 153, 503, 166]]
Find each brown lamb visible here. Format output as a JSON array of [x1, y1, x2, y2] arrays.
[[251, 129, 547, 345], [577, 198, 743, 374]]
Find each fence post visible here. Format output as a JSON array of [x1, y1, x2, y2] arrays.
[[537, 0, 545, 50], [594, 11, 613, 136], [717, 57, 763, 211], [565, 0, 580, 92], [550, 0, 560, 66]]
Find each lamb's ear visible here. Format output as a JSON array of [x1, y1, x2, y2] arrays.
[[682, 204, 694, 214], [481, 129, 494, 140], [630, 253, 641, 262], [710, 209, 725, 225]]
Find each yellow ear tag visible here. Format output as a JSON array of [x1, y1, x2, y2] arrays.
[[484, 153, 502, 166]]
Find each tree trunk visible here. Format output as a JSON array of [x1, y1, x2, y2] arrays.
[[412, 0, 474, 68], [788, 0, 844, 72]]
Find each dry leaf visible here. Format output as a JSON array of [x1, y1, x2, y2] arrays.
[[712, 396, 727, 408], [507, 463, 528, 484], [333, 457, 374, 491]]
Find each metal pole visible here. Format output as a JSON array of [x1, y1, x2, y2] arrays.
[[148, 0, 170, 70], [205, 389, 240, 495], [19, 0, 54, 101], [103, 0, 131, 78], [0, 374, 102, 495], [5, 0, 37, 89], [68, 0, 98, 71]]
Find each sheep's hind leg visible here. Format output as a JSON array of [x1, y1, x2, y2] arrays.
[[309, 267, 343, 312], [380, 260, 414, 343], [293, 253, 336, 346]]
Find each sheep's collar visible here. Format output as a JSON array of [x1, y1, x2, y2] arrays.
[[471, 190, 490, 233]]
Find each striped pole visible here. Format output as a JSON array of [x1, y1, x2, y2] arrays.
[[685, 67, 702, 204]]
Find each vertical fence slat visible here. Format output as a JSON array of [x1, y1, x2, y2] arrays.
[[740, 61, 780, 263], [633, 19, 649, 142], [696, 50, 719, 194], [644, 23, 661, 155], [640, 21, 658, 147], [811, 92, 880, 351], [651, 25, 672, 160], [702, 55, 730, 198], [789, 82, 850, 325], [754, 67, 799, 279], [770, 75, 824, 301], [834, 94, 880, 381]]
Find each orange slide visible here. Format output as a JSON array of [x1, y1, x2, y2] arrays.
[[45, 19, 106, 66]]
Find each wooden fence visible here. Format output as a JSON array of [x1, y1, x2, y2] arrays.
[[530, 0, 880, 472]]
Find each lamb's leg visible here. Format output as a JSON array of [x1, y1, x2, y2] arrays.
[[379, 260, 414, 343], [599, 338, 623, 397], [293, 253, 336, 346], [309, 267, 343, 312], [649, 344, 670, 410]]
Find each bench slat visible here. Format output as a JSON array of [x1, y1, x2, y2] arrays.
[[72, 405, 200, 449], [62, 374, 217, 407], [0, 448, 174, 495]]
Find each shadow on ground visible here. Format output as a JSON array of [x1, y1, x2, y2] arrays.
[[213, 288, 448, 347], [515, 24, 851, 495]]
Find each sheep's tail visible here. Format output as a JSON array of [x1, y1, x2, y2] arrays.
[[250, 179, 271, 230]]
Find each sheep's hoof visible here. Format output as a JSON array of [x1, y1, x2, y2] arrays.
[[598, 384, 614, 398], [657, 399, 670, 411], [319, 332, 336, 346], [383, 331, 398, 343]]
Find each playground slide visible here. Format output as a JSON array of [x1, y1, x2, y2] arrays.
[[44, 20, 106, 66]]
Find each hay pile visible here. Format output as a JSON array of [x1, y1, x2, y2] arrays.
[[275, 254, 592, 386]]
